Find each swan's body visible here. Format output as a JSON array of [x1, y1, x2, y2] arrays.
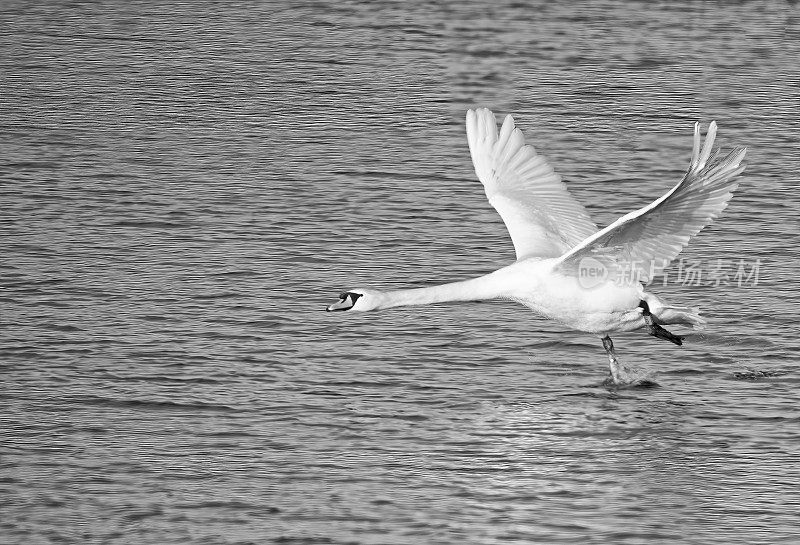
[[328, 109, 746, 382]]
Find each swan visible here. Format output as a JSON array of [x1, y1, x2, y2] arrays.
[[327, 108, 746, 383]]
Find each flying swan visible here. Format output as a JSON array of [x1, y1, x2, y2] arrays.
[[327, 109, 746, 383]]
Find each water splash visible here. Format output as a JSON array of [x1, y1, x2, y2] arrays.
[[732, 369, 786, 380], [604, 363, 660, 389]]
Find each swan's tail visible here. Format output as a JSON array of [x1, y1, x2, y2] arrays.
[[642, 293, 706, 330]]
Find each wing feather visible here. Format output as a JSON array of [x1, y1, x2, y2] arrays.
[[557, 121, 746, 284], [466, 108, 598, 260]]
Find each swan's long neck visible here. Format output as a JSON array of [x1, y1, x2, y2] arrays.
[[373, 269, 512, 310]]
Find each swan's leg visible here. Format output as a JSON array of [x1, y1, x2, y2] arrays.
[[639, 301, 684, 346], [602, 335, 622, 383]]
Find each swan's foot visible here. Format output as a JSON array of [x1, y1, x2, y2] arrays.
[[639, 300, 684, 346], [602, 335, 622, 383]]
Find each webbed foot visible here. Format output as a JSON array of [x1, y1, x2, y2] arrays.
[[639, 301, 685, 346]]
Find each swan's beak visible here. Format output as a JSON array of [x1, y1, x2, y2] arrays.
[[326, 291, 363, 312], [326, 296, 352, 312]]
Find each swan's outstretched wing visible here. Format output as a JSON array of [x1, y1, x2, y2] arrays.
[[466, 108, 598, 260], [557, 121, 746, 285]]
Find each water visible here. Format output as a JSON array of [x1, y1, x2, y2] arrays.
[[2, 1, 799, 543]]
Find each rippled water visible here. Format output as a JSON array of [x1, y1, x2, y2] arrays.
[[2, 1, 799, 543]]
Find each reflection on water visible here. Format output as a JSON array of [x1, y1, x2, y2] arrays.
[[2, 0, 799, 543]]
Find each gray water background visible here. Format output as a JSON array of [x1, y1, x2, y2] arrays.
[[2, 1, 800, 543]]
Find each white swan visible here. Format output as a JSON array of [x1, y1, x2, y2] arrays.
[[327, 108, 746, 382]]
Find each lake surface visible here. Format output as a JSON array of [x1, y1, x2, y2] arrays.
[[2, 1, 799, 543]]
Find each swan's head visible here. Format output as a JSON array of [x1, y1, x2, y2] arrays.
[[326, 289, 379, 312]]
